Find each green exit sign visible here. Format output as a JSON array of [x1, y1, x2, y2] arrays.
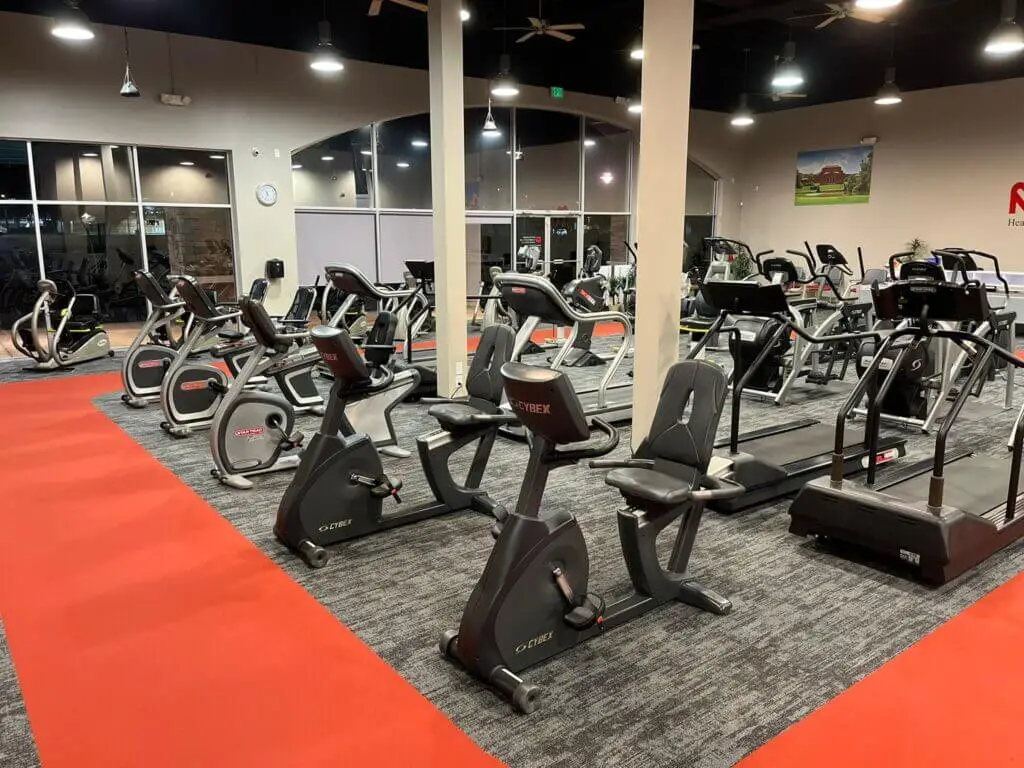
[[550, 86, 564, 99]]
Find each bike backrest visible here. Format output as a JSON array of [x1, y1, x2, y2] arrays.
[[466, 325, 516, 405], [239, 297, 289, 352], [175, 276, 221, 320], [501, 362, 589, 445], [133, 270, 176, 307], [248, 278, 270, 304], [363, 311, 397, 367], [640, 360, 728, 475], [284, 286, 317, 322], [311, 325, 371, 383]]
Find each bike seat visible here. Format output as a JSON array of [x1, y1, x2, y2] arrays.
[[605, 468, 693, 507], [428, 402, 491, 431], [219, 330, 246, 341]]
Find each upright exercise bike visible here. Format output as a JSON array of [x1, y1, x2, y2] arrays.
[[275, 324, 516, 567], [120, 271, 187, 408], [440, 358, 743, 712]]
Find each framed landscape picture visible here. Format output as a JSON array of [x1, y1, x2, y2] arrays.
[[795, 146, 874, 206]]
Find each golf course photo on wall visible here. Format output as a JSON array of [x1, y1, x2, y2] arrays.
[[795, 145, 874, 206]]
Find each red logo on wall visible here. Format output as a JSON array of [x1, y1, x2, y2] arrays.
[[1010, 183, 1024, 215]]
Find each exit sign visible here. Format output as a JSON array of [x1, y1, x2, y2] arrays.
[[550, 86, 564, 99]]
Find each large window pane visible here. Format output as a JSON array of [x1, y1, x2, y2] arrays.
[[583, 215, 630, 266], [516, 110, 581, 211], [143, 206, 236, 302], [465, 107, 511, 211], [292, 127, 374, 209], [584, 120, 631, 212], [296, 211, 376, 284], [38, 204, 146, 321], [686, 160, 717, 216], [466, 218, 511, 301], [32, 142, 136, 202], [0, 204, 40, 327], [378, 115, 432, 210], [137, 148, 230, 205], [378, 213, 432, 283], [0, 141, 31, 201], [549, 216, 579, 289]]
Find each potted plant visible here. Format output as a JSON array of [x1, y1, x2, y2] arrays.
[[903, 238, 929, 262]]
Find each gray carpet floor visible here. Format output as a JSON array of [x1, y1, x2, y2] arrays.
[[3, 337, 1024, 767]]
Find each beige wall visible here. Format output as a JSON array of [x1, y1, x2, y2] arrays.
[[737, 77, 1024, 270], [0, 10, 742, 312]]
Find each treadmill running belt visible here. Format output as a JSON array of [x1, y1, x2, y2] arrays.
[[737, 422, 871, 467], [885, 456, 1016, 518]]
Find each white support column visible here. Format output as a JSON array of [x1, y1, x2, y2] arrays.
[[428, 0, 469, 397], [631, 0, 695, 447]]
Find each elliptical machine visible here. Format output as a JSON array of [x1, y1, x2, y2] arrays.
[[209, 297, 324, 489], [11, 279, 112, 371], [439, 358, 743, 713], [274, 324, 516, 567]]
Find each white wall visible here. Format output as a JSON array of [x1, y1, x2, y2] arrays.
[[737, 77, 1024, 270], [0, 10, 743, 312]]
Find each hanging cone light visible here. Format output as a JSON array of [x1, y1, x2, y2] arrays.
[[482, 100, 502, 137], [120, 28, 141, 97]]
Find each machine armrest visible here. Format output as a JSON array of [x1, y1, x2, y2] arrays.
[[690, 475, 745, 503], [589, 458, 656, 470], [556, 418, 620, 463]]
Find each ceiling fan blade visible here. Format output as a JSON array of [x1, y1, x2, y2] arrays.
[[392, 0, 429, 10], [516, 31, 539, 43], [368, 0, 384, 16], [527, 17, 543, 28], [825, 2, 845, 11], [546, 29, 575, 41], [548, 23, 585, 30], [849, 9, 887, 22], [495, 26, 532, 31], [817, 15, 840, 28]]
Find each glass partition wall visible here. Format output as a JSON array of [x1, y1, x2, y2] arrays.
[[0, 140, 236, 327]]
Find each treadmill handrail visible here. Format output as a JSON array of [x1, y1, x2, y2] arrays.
[[325, 264, 416, 301]]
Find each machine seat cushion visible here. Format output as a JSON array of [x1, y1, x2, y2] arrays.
[[605, 468, 692, 507], [428, 402, 490, 432], [218, 330, 246, 341]]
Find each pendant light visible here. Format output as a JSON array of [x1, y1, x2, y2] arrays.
[[730, 49, 755, 128], [874, 24, 903, 105], [986, 0, 1024, 57], [51, 0, 94, 41], [310, 1, 345, 73], [855, 0, 903, 8], [482, 100, 502, 137], [491, 53, 519, 98], [629, 30, 644, 60], [119, 28, 141, 98], [772, 40, 804, 90]]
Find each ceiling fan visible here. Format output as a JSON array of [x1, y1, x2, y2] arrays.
[[495, 1, 585, 43], [790, 1, 889, 29], [367, 0, 428, 17]]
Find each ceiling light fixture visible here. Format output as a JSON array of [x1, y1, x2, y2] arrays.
[[730, 94, 755, 127], [600, 171, 614, 184], [51, 0, 94, 41], [626, 101, 642, 115], [772, 40, 804, 89], [855, 0, 903, 8], [119, 28, 141, 98], [482, 100, 503, 138], [491, 53, 519, 98], [309, 1, 345, 74], [292, 163, 303, 170], [584, 138, 596, 148], [81, 152, 99, 157], [411, 139, 429, 148], [461, 8, 471, 22], [986, 0, 1024, 56], [179, 161, 195, 167], [321, 155, 335, 161], [209, 154, 226, 159], [630, 36, 644, 60], [396, 161, 411, 168], [360, 149, 373, 156], [875, 27, 903, 106]]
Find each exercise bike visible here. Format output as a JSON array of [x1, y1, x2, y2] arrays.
[[209, 297, 322, 489], [120, 271, 188, 408], [11, 279, 113, 371], [439, 358, 743, 713], [274, 323, 516, 568]]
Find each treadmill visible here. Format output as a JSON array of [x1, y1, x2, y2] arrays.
[[790, 277, 1024, 585], [492, 272, 633, 425], [693, 280, 908, 513]]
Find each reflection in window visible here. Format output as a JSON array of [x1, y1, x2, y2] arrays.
[[466, 220, 512, 300], [465, 107, 511, 211], [37, 204, 145, 321], [32, 142, 137, 202], [685, 161, 718, 269], [584, 215, 630, 266], [0, 204, 40, 326], [137, 148, 230, 205], [0, 141, 32, 201], [584, 121, 631, 212], [144, 207, 236, 302], [378, 115, 433, 210], [292, 127, 374, 208], [516, 110, 581, 212]]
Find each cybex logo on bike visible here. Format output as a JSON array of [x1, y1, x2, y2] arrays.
[[509, 398, 551, 415], [318, 519, 352, 533], [514, 631, 554, 655]]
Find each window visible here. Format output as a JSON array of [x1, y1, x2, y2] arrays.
[[292, 127, 374, 209], [465, 107, 511, 211], [584, 120, 630, 212], [32, 142, 137, 202], [137, 148, 230, 205], [685, 161, 718, 269], [0, 141, 31, 201], [377, 115, 432, 210], [0, 203, 39, 327], [144, 206, 236, 302], [516, 110, 581, 211], [296, 212, 376, 286], [583, 215, 630, 266], [378, 213, 433, 283]]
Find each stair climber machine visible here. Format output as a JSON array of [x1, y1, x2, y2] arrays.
[[790, 276, 1024, 585], [438, 358, 744, 713], [693, 279, 908, 512], [316, 274, 370, 341], [493, 271, 634, 435], [546, 245, 611, 368], [274, 324, 517, 568], [120, 271, 188, 407], [11, 279, 113, 371], [208, 297, 325, 489]]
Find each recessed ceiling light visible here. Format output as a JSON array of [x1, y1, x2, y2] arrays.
[[321, 155, 335, 161], [179, 161, 195, 166], [627, 102, 643, 114], [461, 8, 471, 22], [81, 152, 99, 158], [584, 138, 596, 148], [396, 161, 411, 168], [600, 172, 615, 185], [411, 139, 429, 148], [292, 163, 303, 170], [360, 149, 372, 156], [209, 154, 226, 160], [110, 145, 119, 149], [630, 47, 644, 60]]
